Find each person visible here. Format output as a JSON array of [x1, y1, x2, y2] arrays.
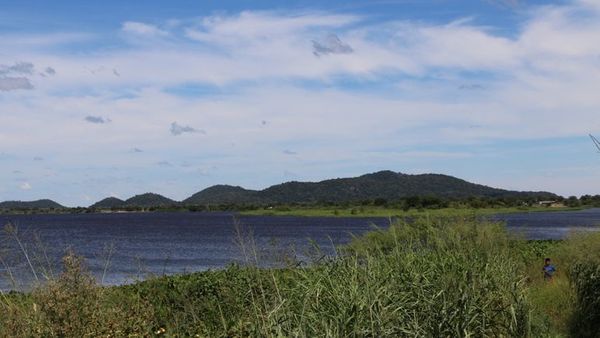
[[542, 258, 556, 281]]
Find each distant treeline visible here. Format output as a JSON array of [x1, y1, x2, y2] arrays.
[[2, 171, 598, 214], [79, 194, 600, 213], [2, 195, 599, 215]]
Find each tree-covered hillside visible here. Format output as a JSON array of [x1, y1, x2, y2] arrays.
[[124, 193, 178, 207], [90, 197, 126, 209], [0, 199, 65, 210], [183, 170, 556, 205]]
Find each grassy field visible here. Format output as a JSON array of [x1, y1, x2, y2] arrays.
[[240, 205, 583, 217], [0, 214, 599, 337]]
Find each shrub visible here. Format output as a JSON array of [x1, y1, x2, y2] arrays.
[[570, 261, 600, 338], [0, 252, 154, 336]]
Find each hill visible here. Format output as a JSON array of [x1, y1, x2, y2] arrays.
[[90, 197, 126, 209], [87, 170, 558, 208], [183, 185, 261, 205], [0, 199, 65, 210], [124, 193, 178, 207], [184, 170, 557, 205]]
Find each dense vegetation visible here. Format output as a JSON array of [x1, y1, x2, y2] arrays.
[[0, 199, 65, 210], [90, 193, 178, 209], [183, 170, 557, 206], [90, 197, 127, 209], [0, 215, 599, 337], [184, 185, 263, 205], [6, 172, 600, 215]]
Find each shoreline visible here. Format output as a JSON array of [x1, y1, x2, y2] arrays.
[[0, 206, 588, 217], [0, 216, 592, 336]]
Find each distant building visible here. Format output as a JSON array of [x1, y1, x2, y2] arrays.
[[538, 201, 565, 208]]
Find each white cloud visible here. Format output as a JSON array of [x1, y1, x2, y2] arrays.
[[19, 4, 594, 89], [185, 11, 357, 42], [19, 182, 32, 190], [2, 2, 600, 203], [397, 22, 518, 70], [122, 21, 168, 37]]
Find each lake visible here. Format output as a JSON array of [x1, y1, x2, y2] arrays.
[[494, 208, 600, 239], [0, 212, 388, 290], [0, 208, 599, 290]]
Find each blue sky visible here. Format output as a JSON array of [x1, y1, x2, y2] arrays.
[[1, 0, 600, 206]]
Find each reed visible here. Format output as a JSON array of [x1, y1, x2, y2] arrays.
[[0, 214, 598, 337]]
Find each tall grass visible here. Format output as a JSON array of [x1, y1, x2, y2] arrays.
[[0, 214, 599, 336]]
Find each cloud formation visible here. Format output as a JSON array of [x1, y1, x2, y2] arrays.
[[312, 34, 353, 56], [84, 116, 111, 124], [156, 160, 172, 167], [122, 21, 168, 37], [2, 2, 600, 204], [0, 62, 34, 75], [19, 182, 32, 190], [459, 84, 485, 90], [170, 122, 205, 136], [0, 61, 56, 91], [0, 77, 33, 91], [185, 11, 357, 43]]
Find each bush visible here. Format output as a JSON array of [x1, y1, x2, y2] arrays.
[[570, 261, 600, 338], [0, 252, 153, 336]]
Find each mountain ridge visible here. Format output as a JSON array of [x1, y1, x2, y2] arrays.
[[0, 171, 559, 209], [0, 199, 65, 210], [182, 170, 556, 206]]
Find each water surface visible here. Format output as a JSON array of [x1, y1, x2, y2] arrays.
[[0, 212, 387, 289], [0, 208, 599, 289], [494, 208, 600, 239]]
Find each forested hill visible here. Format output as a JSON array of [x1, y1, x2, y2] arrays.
[[90, 194, 179, 209], [183, 185, 262, 205], [183, 171, 557, 205], [0, 171, 558, 210], [123, 193, 179, 207], [0, 199, 65, 210], [90, 197, 126, 209]]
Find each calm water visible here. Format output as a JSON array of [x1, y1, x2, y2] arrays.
[[0, 212, 388, 290], [0, 209, 599, 289], [494, 208, 600, 239]]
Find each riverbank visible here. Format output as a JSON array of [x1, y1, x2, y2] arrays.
[[0, 214, 598, 336], [0, 205, 585, 216], [240, 205, 585, 217]]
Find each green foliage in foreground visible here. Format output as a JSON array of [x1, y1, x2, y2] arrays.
[[0, 215, 599, 337]]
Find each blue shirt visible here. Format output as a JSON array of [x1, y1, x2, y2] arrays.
[[543, 264, 556, 279]]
